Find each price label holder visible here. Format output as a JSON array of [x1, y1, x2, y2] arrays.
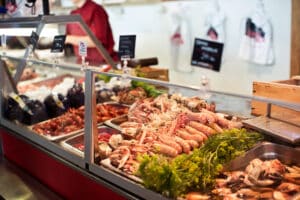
[[1, 34, 6, 55], [119, 55, 132, 86], [29, 31, 39, 51], [191, 38, 224, 72], [51, 35, 66, 69], [118, 35, 136, 59], [27, 31, 40, 61], [51, 35, 66, 53], [78, 41, 88, 70], [199, 75, 211, 100]]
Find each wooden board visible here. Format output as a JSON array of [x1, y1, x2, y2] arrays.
[[291, 0, 300, 77], [137, 67, 169, 81], [274, 79, 300, 86], [252, 80, 300, 125]]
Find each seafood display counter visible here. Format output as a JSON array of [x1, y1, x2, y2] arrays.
[[1, 15, 300, 200], [0, 57, 136, 199], [0, 15, 134, 200], [1, 60, 300, 199], [82, 70, 300, 200]]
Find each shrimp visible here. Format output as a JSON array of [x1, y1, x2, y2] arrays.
[[122, 127, 140, 138], [137, 129, 147, 144], [159, 135, 183, 154], [152, 142, 178, 157], [189, 121, 216, 136], [174, 136, 191, 154], [185, 125, 208, 141], [228, 121, 243, 129], [177, 129, 203, 143], [187, 112, 216, 124], [202, 109, 232, 128], [120, 121, 141, 128], [209, 123, 224, 133], [109, 146, 131, 169], [186, 140, 200, 149]]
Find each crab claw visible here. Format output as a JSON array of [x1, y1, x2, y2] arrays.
[[277, 182, 300, 194]]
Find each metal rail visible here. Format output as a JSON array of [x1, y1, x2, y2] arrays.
[[1, 55, 83, 72]]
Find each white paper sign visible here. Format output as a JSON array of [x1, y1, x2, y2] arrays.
[[78, 41, 87, 57]]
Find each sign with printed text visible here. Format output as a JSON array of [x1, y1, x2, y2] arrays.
[[51, 35, 66, 53], [78, 41, 87, 57], [191, 38, 224, 72], [118, 35, 136, 59]]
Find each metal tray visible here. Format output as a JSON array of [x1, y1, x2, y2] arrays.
[[224, 142, 300, 171], [100, 158, 143, 184], [60, 132, 85, 157], [30, 102, 128, 142], [39, 129, 82, 142], [60, 125, 120, 157], [100, 101, 130, 111], [104, 115, 128, 131], [243, 116, 300, 145], [28, 120, 84, 142]]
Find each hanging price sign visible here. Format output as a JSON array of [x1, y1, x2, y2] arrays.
[[118, 35, 136, 59], [51, 35, 66, 53], [29, 31, 39, 50], [191, 38, 224, 72], [78, 41, 87, 57]]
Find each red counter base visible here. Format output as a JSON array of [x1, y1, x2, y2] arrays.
[[0, 129, 126, 200]]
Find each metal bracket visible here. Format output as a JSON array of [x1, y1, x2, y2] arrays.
[[84, 69, 98, 164], [266, 103, 272, 118], [0, 58, 18, 94], [13, 22, 45, 84]]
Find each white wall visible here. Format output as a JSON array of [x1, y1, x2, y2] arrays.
[[103, 0, 291, 96]]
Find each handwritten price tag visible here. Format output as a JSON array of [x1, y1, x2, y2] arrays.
[[118, 35, 136, 59], [51, 35, 66, 53], [78, 41, 87, 57], [191, 38, 224, 72]]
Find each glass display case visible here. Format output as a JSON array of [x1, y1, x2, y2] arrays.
[[1, 15, 300, 200], [0, 14, 118, 166]]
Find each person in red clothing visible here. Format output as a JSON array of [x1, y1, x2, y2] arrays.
[[66, 0, 118, 66]]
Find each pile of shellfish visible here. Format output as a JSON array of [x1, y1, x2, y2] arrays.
[[101, 93, 242, 174], [211, 158, 300, 200]]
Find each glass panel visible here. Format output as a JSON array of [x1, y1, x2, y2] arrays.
[[0, 16, 118, 161], [0, 57, 81, 144]]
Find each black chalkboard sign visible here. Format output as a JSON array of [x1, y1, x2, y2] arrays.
[[191, 38, 224, 72], [29, 31, 39, 50], [118, 35, 136, 59], [51, 35, 66, 53]]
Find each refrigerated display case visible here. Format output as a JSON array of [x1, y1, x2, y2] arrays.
[[0, 15, 134, 200], [1, 15, 300, 200]]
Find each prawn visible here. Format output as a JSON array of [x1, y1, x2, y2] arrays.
[[189, 121, 216, 136]]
